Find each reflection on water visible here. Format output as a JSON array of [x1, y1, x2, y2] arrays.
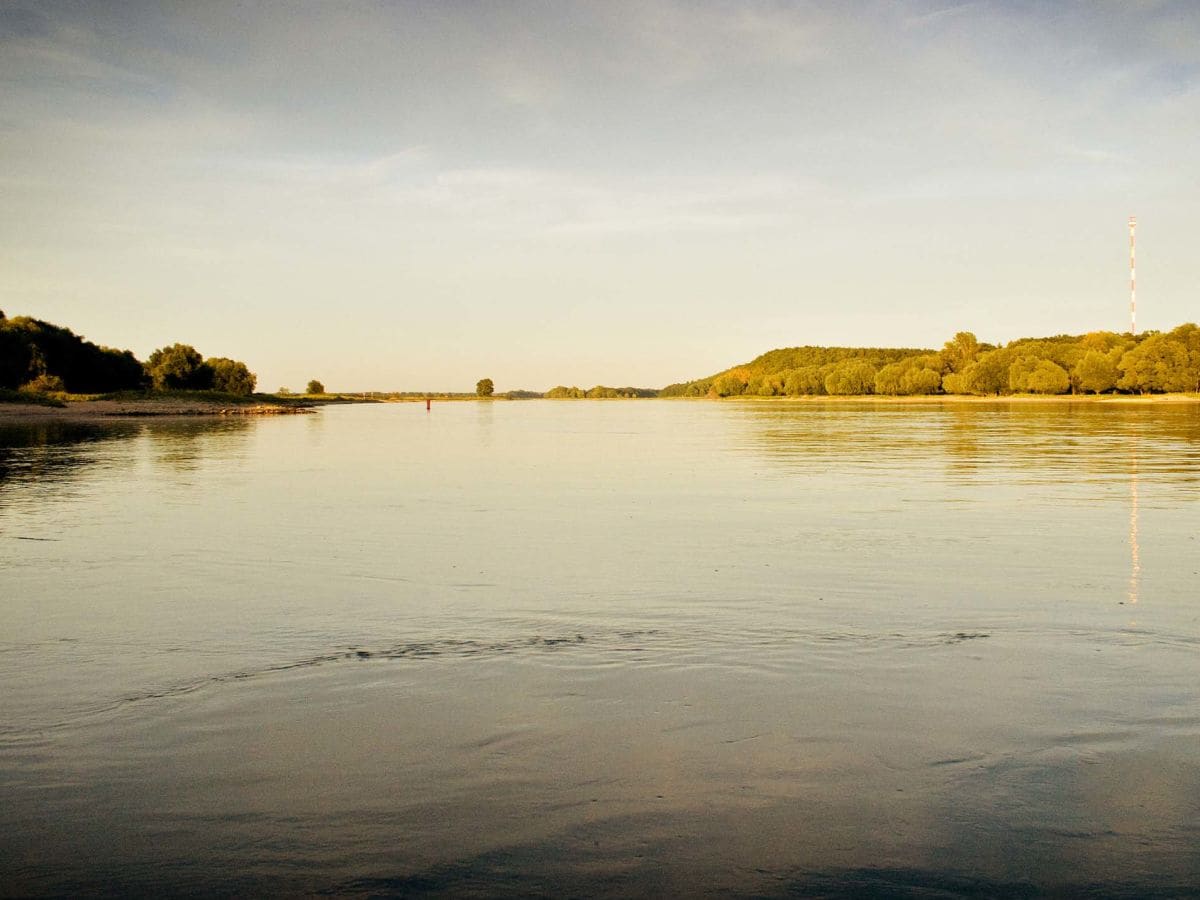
[[1, 401, 1198, 896], [739, 400, 1200, 490], [0, 420, 138, 487], [1130, 440, 1141, 606]]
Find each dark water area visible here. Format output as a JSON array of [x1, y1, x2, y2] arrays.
[[1, 401, 1198, 897]]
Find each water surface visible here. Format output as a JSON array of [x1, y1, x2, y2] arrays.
[[2, 401, 1198, 896]]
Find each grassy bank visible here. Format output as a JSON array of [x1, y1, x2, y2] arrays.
[[0, 388, 66, 407], [0, 389, 320, 420]]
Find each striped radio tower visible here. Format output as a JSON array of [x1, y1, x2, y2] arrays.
[[1128, 215, 1137, 334]]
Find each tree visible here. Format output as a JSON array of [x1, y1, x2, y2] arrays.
[[1118, 335, 1192, 393], [476, 378, 494, 397], [307, 379, 325, 395], [960, 349, 1012, 395], [941, 331, 980, 373], [1025, 359, 1070, 394], [875, 355, 942, 395], [783, 366, 826, 396], [712, 373, 746, 397], [824, 360, 876, 395], [0, 315, 144, 392], [1074, 350, 1119, 394], [207, 358, 257, 395], [1008, 355, 1068, 394], [1169, 323, 1200, 392], [145, 343, 213, 390]]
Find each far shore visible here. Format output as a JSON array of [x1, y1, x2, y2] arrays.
[[2, 392, 1198, 421], [712, 392, 1200, 404]]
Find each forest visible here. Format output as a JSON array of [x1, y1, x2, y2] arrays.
[[546, 385, 659, 399], [5, 309, 1199, 402], [0, 311, 256, 396], [659, 324, 1200, 397]]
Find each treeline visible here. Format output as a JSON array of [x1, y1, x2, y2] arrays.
[[0, 311, 257, 395], [545, 385, 658, 398], [660, 325, 1200, 397]]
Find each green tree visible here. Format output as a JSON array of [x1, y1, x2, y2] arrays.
[[1168, 323, 1200, 392], [145, 343, 213, 390], [306, 379, 325, 395], [783, 366, 825, 396], [941, 372, 968, 394], [1073, 350, 1119, 394], [875, 355, 942, 395], [476, 378, 494, 397], [941, 331, 980, 373], [961, 348, 1012, 395], [1118, 335, 1192, 393], [1025, 359, 1070, 394], [824, 360, 876, 395], [207, 358, 256, 395], [712, 373, 746, 397]]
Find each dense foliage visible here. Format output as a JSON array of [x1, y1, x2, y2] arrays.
[[545, 385, 658, 398], [143, 344, 257, 395], [0, 311, 258, 397], [0, 312, 144, 393], [476, 378, 494, 397], [307, 379, 325, 395], [661, 325, 1200, 397]]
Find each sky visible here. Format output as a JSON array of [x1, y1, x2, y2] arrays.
[[2, 1, 1198, 392]]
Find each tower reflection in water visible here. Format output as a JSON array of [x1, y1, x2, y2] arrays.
[[1129, 439, 1139, 606]]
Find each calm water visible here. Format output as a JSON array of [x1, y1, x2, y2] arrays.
[[2, 400, 1198, 897]]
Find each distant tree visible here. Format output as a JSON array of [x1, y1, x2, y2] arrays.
[[960, 349, 1012, 395], [941, 372, 968, 394], [1169, 323, 1200, 392], [207, 358, 256, 395], [1025, 360, 1070, 394], [476, 378, 494, 397], [306, 379, 325, 395], [1118, 335, 1192, 393], [875, 355, 942, 395], [783, 366, 825, 396], [712, 373, 746, 397], [546, 385, 585, 399], [1079, 330, 1125, 353], [824, 360, 876, 395], [941, 332, 980, 373], [145, 343, 213, 390], [1074, 350, 1120, 394]]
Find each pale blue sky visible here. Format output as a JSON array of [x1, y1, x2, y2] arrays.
[[2, 1, 1198, 391]]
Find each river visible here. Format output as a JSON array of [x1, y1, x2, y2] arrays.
[[1, 400, 1198, 896]]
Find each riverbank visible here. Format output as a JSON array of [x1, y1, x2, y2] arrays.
[[713, 393, 1200, 403], [0, 397, 317, 420]]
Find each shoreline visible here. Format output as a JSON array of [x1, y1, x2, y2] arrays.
[[0, 399, 317, 420], [710, 393, 1200, 404], [2, 392, 1197, 421]]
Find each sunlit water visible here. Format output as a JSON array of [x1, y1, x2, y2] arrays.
[[2, 400, 1198, 897]]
